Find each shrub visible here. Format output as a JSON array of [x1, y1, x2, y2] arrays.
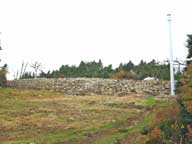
[[176, 65, 192, 143], [179, 65, 192, 113], [0, 66, 7, 87], [111, 69, 127, 79], [143, 100, 181, 143], [111, 69, 138, 79]]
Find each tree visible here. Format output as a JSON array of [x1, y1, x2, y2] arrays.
[[149, 59, 157, 65], [31, 61, 42, 78], [0, 64, 7, 87], [186, 34, 192, 64], [21, 72, 34, 79], [102, 64, 114, 78], [186, 35, 192, 59], [19, 61, 28, 79], [115, 61, 134, 72], [0, 39, 7, 86], [172, 35, 192, 143], [126, 60, 134, 71], [139, 60, 146, 66], [34, 59, 171, 80]]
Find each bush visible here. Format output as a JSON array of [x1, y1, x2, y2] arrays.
[[142, 100, 181, 143], [176, 65, 192, 143], [0, 65, 7, 87], [111, 69, 138, 79], [179, 65, 192, 113], [146, 64, 192, 143]]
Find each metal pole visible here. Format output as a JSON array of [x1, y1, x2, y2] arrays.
[[167, 14, 175, 96]]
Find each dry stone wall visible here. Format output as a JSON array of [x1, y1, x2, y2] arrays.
[[7, 78, 170, 96]]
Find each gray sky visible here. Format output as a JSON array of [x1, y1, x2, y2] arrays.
[[0, 0, 192, 79]]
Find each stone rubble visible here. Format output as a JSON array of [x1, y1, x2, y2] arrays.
[[7, 78, 170, 96]]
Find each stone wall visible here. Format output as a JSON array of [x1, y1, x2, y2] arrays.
[[7, 78, 170, 96]]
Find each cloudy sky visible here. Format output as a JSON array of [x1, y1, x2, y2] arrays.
[[0, 0, 192, 79]]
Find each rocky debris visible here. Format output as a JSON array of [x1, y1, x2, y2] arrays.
[[7, 78, 170, 96]]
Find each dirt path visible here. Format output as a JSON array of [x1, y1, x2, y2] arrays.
[[62, 108, 150, 144]]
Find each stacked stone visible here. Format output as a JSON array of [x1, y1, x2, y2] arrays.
[[7, 78, 170, 96]]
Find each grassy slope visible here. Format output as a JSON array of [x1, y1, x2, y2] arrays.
[[0, 88, 166, 144]]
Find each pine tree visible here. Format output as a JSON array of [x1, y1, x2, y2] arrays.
[[186, 34, 192, 64]]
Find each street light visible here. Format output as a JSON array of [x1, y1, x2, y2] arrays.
[[167, 14, 175, 96]]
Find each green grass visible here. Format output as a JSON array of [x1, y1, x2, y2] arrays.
[[1, 140, 32, 144], [95, 132, 125, 144], [40, 131, 84, 143], [146, 96, 156, 106], [94, 116, 151, 144], [119, 117, 151, 133], [1, 132, 84, 144], [0, 88, 163, 144], [100, 123, 117, 129]]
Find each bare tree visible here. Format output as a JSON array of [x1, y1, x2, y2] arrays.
[[14, 70, 19, 80], [17, 61, 28, 79], [31, 61, 42, 78], [19, 61, 24, 79], [23, 62, 28, 76]]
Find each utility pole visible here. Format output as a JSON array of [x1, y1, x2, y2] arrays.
[[167, 14, 175, 96]]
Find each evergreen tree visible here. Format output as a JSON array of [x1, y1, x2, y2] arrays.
[[186, 34, 192, 64], [0, 64, 7, 87]]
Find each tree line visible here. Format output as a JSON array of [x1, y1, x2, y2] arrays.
[[21, 59, 172, 80], [1, 34, 192, 86]]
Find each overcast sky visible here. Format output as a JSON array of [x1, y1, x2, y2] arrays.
[[0, 0, 192, 79]]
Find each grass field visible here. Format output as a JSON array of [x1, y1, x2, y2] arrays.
[[0, 88, 166, 144]]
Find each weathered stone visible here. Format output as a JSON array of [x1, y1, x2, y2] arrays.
[[7, 78, 170, 96]]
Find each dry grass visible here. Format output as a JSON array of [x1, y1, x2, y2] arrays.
[[0, 88, 160, 144]]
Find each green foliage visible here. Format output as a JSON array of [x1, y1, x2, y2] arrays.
[[144, 64, 192, 143], [20, 71, 35, 79], [146, 35, 192, 144], [159, 119, 181, 141], [0, 64, 7, 87], [175, 65, 192, 143], [140, 100, 183, 144], [133, 60, 170, 80], [116, 60, 134, 72], [119, 117, 151, 133], [23, 60, 114, 79], [95, 133, 124, 144], [21, 59, 172, 80], [145, 96, 156, 107], [113, 59, 170, 80], [186, 34, 192, 61], [111, 69, 128, 79]]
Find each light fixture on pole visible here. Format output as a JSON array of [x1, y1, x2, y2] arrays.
[[167, 14, 175, 96]]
